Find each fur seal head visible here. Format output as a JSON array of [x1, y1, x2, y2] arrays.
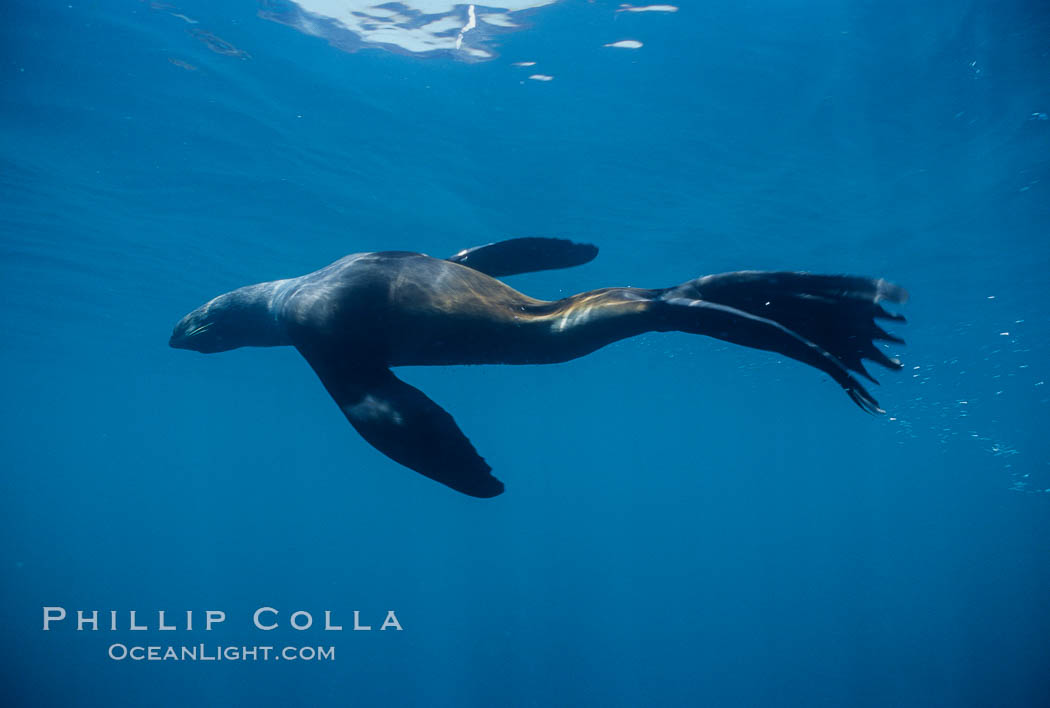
[[169, 282, 289, 353]]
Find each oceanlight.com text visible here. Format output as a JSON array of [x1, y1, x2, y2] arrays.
[[107, 644, 336, 662]]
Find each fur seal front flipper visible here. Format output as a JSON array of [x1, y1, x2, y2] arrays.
[[294, 341, 503, 498], [447, 237, 598, 277]]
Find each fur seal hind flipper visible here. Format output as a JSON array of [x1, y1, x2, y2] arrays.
[[657, 296, 886, 414], [295, 345, 504, 498], [661, 272, 907, 384], [447, 237, 598, 277]]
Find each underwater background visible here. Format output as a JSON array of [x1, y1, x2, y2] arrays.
[[2, 1, 1048, 706]]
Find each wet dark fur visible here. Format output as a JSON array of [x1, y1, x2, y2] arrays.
[[171, 244, 906, 497]]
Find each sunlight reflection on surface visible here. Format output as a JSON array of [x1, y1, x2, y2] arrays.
[[259, 1, 560, 60]]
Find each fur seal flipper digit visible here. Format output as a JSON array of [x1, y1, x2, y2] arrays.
[[447, 237, 598, 277], [170, 239, 907, 498]]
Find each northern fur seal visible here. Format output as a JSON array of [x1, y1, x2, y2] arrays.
[[170, 238, 907, 498]]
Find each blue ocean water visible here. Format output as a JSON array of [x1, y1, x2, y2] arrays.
[[2, 1, 1048, 705]]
